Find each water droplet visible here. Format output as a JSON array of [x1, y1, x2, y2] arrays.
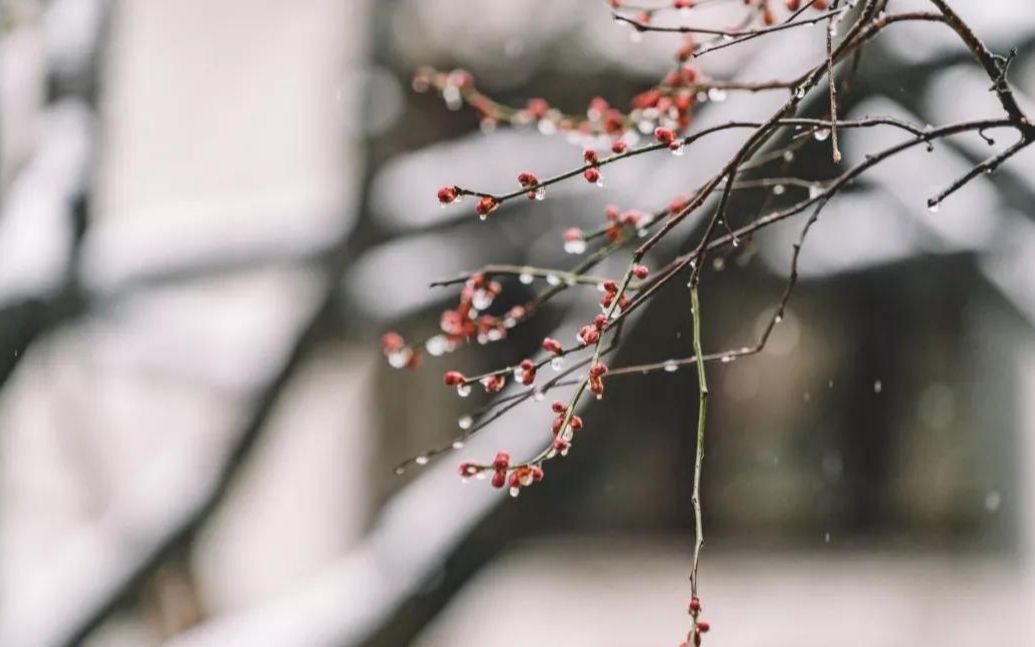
[[664, 360, 679, 373], [534, 186, 546, 200], [475, 472, 487, 480], [775, 314, 783, 323], [509, 486, 521, 497], [458, 415, 473, 430], [533, 390, 545, 401], [873, 379, 882, 394], [772, 184, 785, 196], [443, 86, 462, 111], [670, 141, 686, 156], [928, 202, 940, 213], [629, 30, 643, 43], [519, 272, 534, 285], [537, 119, 557, 136], [707, 87, 727, 102], [415, 455, 429, 465], [457, 383, 472, 398], [425, 335, 448, 357], [721, 354, 734, 363], [794, 86, 806, 99], [828, 379, 834, 388], [546, 274, 562, 286], [452, 440, 465, 449], [809, 184, 823, 199], [564, 239, 587, 254], [814, 128, 830, 142], [731, 237, 741, 248], [394, 466, 405, 475], [387, 350, 410, 369], [783, 151, 795, 162], [513, 366, 527, 383], [984, 490, 1001, 512], [824, 532, 831, 544], [550, 357, 565, 371]]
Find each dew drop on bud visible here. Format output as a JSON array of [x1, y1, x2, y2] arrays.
[[809, 184, 823, 199], [794, 85, 806, 99], [534, 186, 546, 201], [387, 350, 410, 369], [509, 486, 521, 497], [670, 141, 686, 156], [546, 274, 562, 286], [457, 383, 472, 398], [533, 389, 545, 401], [415, 455, 429, 465], [783, 151, 795, 162], [425, 335, 448, 357], [775, 314, 783, 323], [664, 360, 679, 373], [928, 202, 940, 213], [475, 471, 487, 480], [458, 415, 473, 430], [772, 184, 785, 196], [814, 128, 831, 142], [519, 272, 534, 285], [564, 239, 587, 254], [551, 357, 565, 371], [452, 440, 465, 449], [731, 237, 741, 248], [721, 354, 735, 363]]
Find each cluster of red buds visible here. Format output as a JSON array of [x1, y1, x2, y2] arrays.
[[589, 361, 608, 398], [599, 279, 630, 315], [603, 204, 654, 242], [381, 331, 419, 369], [679, 597, 711, 646], [457, 452, 545, 497]]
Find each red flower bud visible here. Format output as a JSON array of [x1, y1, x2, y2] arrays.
[[590, 362, 608, 377], [493, 451, 510, 471], [475, 196, 498, 218], [584, 167, 601, 185], [578, 325, 601, 345], [654, 127, 675, 144], [611, 140, 628, 154], [542, 337, 563, 354], [564, 227, 584, 242], [459, 462, 479, 477], [517, 171, 538, 186], [689, 597, 701, 614], [482, 374, 506, 393], [381, 332, 405, 352], [552, 400, 567, 413], [437, 186, 459, 204], [491, 470, 506, 488], [552, 437, 570, 454], [518, 359, 536, 385], [583, 149, 599, 165], [632, 264, 649, 279], [590, 376, 604, 397], [696, 620, 710, 633], [526, 97, 549, 119], [530, 465, 545, 481], [605, 204, 621, 222], [602, 279, 619, 293], [594, 314, 607, 330], [569, 415, 583, 430], [443, 371, 466, 386], [673, 0, 693, 7]]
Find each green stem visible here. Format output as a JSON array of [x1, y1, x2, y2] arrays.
[[689, 283, 708, 627]]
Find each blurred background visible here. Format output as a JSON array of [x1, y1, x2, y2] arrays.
[[2, 0, 1035, 645]]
